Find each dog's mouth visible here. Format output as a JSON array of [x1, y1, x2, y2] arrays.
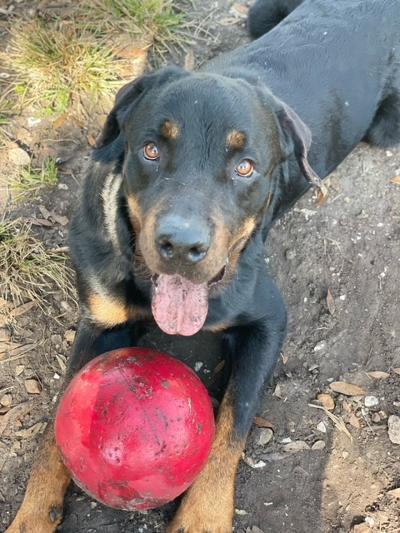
[[151, 266, 226, 337]]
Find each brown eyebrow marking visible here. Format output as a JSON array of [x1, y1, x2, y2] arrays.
[[226, 130, 246, 150], [161, 120, 180, 140]]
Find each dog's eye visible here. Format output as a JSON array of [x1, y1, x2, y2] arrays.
[[235, 159, 255, 178], [143, 142, 160, 161]]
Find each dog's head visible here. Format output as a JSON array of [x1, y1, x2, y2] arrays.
[[96, 67, 321, 336]]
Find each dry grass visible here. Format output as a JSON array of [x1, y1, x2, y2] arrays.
[[0, 219, 75, 312], [7, 21, 122, 117], [85, 0, 188, 57], [11, 158, 59, 201], [5, 1, 188, 116]]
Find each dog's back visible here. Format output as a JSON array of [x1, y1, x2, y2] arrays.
[[207, 0, 400, 190]]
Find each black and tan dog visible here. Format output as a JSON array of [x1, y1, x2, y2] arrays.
[[7, 0, 400, 531]]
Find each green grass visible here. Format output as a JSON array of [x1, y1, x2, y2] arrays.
[[7, 21, 122, 116], [5, 1, 187, 116], [86, 0, 185, 52], [12, 159, 59, 201], [0, 219, 75, 312]]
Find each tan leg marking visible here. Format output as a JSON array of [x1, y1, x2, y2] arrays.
[[88, 293, 150, 328], [168, 390, 244, 533], [6, 427, 71, 533]]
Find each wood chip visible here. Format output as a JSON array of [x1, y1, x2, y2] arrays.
[[9, 301, 35, 319], [15, 364, 25, 376], [367, 371, 390, 380], [390, 175, 400, 185], [317, 393, 335, 411], [28, 217, 54, 227], [393, 368, 400, 375], [387, 488, 400, 498], [52, 113, 67, 129], [15, 421, 46, 439], [273, 383, 283, 399], [326, 288, 336, 315], [87, 133, 97, 147], [254, 416, 274, 430], [329, 381, 366, 396], [24, 378, 41, 394], [348, 413, 361, 429], [0, 393, 12, 407], [0, 402, 32, 437]]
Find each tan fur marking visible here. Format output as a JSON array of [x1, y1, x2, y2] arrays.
[[89, 293, 149, 327], [204, 320, 232, 333], [89, 293, 128, 327], [127, 194, 143, 234], [168, 390, 244, 533], [6, 427, 71, 533], [226, 130, 246, 150], [161, 120, 180, 140], [230, 217, 256, 251]]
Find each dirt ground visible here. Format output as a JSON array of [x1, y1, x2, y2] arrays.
[[1, 1, 400, 532]]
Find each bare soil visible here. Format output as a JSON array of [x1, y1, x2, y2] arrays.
[[1, 1, 400, 532]]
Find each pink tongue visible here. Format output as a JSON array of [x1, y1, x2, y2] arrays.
[[152, 274, 208, 336]]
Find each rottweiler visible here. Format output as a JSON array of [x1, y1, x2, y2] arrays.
[[7, 0, 400, 531]]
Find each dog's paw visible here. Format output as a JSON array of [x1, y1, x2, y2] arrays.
[[5, 506, 62, 533], [167, 515, 232, 533], [167, 489, 233, 533]]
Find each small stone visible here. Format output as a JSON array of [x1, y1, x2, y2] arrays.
[[283, 440, 310, 452], [312, 440, 326, 450], [371, 413, 381, 423], [364, 396, 379, 408], [342, 451, 349, 459], [285, 249, 297, 260], [254, 428, 274, 446], [235, 509, 248, 516], [194, 361, 203, 372], [27, 117, 41, 127], [8, 147, 31, 166], [57, 183, 69, 190], [243, 455, 266, 469], [51, 334, 62, 347], [317, 421, 327, 433], [317, 393, 335, 411], [388, 415, 400, 444], [0, 393, 12, 407], [24, 378, 41, 394], [313, 341, 326, 352], [15, 365, 25, 376], [352, 523, 370, 532], [64, 329, 76, 344]]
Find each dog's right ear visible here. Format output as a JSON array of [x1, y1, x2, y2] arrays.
[[96, 66, 187, 149]]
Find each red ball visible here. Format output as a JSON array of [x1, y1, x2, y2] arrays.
[[55, 347, 215, 510]]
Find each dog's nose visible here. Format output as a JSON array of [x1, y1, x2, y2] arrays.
[[156, 214, 211, 265]]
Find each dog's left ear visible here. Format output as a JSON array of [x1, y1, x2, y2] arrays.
[[257, 86, 328, 202], [275, 98, 327, 202], [96, 66, 188, 149]]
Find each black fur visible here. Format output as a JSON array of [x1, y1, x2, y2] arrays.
[[65, 0, 400, 525]]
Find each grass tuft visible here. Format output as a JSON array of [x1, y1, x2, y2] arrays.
[[0, 219, 75, 312], [5, 1, 188, 115], [86, 0, 186, 54], [7, 21, 122, 116], [11, 159, 59, 201]]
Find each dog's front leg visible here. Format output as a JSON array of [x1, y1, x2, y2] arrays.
[[168, 303, 287, 533], [5, 319, 110, 533]]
